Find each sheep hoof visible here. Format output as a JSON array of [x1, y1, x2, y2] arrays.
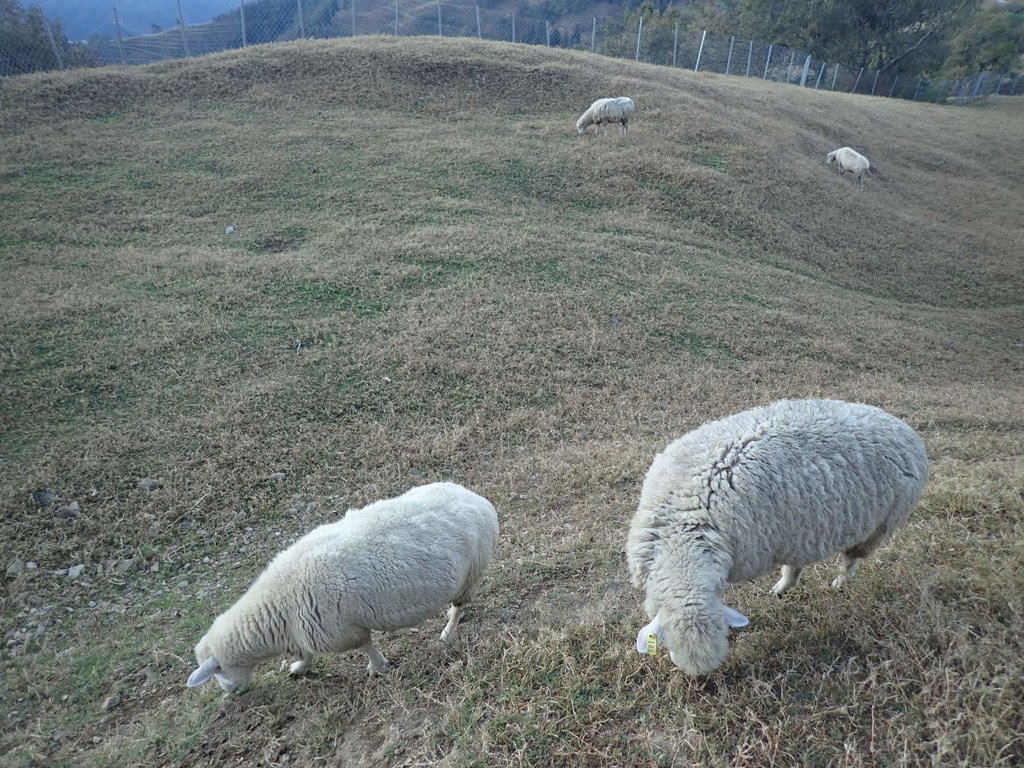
[[367, 660, 391, 677], [831, 575, 848, 589], [769, 580, 789, 597], [288, 659, 310, 676]]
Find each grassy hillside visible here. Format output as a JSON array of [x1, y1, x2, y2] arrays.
[[1, 37, 1022, 767]]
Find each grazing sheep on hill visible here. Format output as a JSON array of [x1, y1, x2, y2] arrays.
[[576, 96, 635, 135], [627, 399, 928, 675], [826, 146, 871, 187], [187, 482, 499, 693]]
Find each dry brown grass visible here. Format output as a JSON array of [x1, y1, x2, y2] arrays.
[[1, 37, 1022, 767]]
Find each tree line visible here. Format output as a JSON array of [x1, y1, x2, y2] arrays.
[[1, 0, 1021, 79], [0, 0, 95, 75]]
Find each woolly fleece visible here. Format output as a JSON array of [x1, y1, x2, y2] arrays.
[[626, 399, 928, 675], [188, 482, 499, 692]]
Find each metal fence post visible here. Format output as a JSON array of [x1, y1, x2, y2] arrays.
[[297, 0, 306, 38], [546, 20, 550, 46], [511, 11, 515, 43], [475, 5, 481, 39], [763, 44, 772, 79], [176, 0, 190, 57], [799, 54, 811, 86], [725, 36, 734, 75], [694, 29, 706, 71], [591, 17, 595, 52], [635, 16, 643, 62], [887, 74, 898, 97], [1010, 76, 1019, 95], [672, 24, 678, 67], [351, 0, 356, 36], [42, 16, 64, 70], [394, 0, 398, 35], [436, 0, 441, 36], [113, 6, 126, 65], [852, 66, 864, 92], [913, 78, 922, 100], [239, 0, 247, 47], [870, 69, 880, 95], [831, 63, 839, 90], [814, 61, 825, 89], [785, 49, 794, 83], [745, 40, 753, 76], [970, 73, 984, 99]]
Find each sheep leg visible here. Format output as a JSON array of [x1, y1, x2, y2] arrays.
[[440, 604, 465, 643], [832, 523, 888, 588], [281, 651, 314, 676], [770, 564, 803, 596], [362, 638, 390, 676]]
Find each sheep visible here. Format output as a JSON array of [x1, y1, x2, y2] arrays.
[[186, 482, 499, 692], [626, 398, 928, 675], [576, 96, 635, 135], [826, 146, 871, 187]]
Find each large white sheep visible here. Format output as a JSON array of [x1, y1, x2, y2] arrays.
[[826, 146, 871, 187], [626, 399, 928, 675], [576, 96, 635, 135], [186, 482, 499, 692]]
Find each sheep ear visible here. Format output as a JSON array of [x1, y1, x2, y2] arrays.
[[635, 613, 663, 654], [722, 605, 749, 629], [187, 656, 220, 687]]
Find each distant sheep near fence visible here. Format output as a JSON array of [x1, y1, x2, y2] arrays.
[[827, 146, 871, 187], [576, 96, 635, 135]]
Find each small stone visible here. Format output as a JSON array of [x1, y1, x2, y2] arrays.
[[150, 562, 159, 573], [269, 472, 287, 480], [32, 489, 58, 507], [224, 225, 235, 235], [61, 695, 69, 702], [113, 559, 134, 574], [67, 565, 84, 580], [27, 595, 43, 607], [55, 501, 81, 520], [6, 559, 25, 578], [137, 477, 162, 492], [92, 736, 102, 744], [26, 562, 37, 571], [101, 695, 120, 711], [146, 525, 160, 538]]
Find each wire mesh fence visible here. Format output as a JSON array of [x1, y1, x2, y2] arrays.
[[1, 0, 1020, 105]]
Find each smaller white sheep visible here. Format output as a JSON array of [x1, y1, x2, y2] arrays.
[[186, 482, 499, 692], [576, 96, 635, 135], [826, 146, 871, 187], [627, 399, 928, 675]]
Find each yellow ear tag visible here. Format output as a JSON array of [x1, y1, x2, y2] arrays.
[[644, 631, 658, 655], [635, 614, 663, 655]]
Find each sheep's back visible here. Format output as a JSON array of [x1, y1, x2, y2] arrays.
[[251, 483, 498, 633], [630, 399, 927, 584]]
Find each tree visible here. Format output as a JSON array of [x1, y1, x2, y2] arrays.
[[945, 1, 1024, 75], [738, 0, 979, 73], [0, 0, 96, 75]]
